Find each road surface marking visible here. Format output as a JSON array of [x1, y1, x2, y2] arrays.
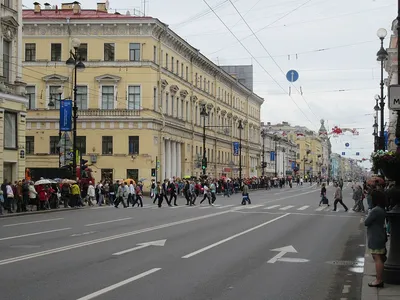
[[280, 205, 294, 210], [182, 213, 290, 259], [2, 218, 64, 227], [0, 228, 71, 241], [0, 210, 231, 266], [264, 205, 280, 209], [315, 206, 326, 211], [112, 239, 167, 256], [76, 268, 161, 300], [297, 206, 309, 211], [199, 206, 212, 209], [342, 285, 351, 294], [71, 231, 96, 237], [278, 257, 309, 263], [245, 204, 264, 209], [85, 218, 132, 227], [216, 205, 234, 209], [264, 189, 319, 204]]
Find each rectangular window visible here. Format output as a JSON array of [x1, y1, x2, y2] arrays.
[[186, 101, 189, 121], [49, 136, 59, 154], [200, 76, 202, 89], [25, 86, 36, 109], [176, 60, 179, 74], [171, 95, 174, 116], [4, 0, 11, 8], [26, 136, 34, 155], [25, 43, 36, 61], [76, 136, 86, 154], [171, 57, 174, 72], [181, 63, 184, 77], [79, 43, 88, 61], [104, 43, 115, 61], [153, 87, 157, 111], [101, 86, 114, 109], [76, 86, 88, 110], [128, 85, 141, 110], [165, 53, 168, 69], [129, 43, 140, 61], [165, 92, 169, 115], [51, 43, 61, 61], [186, 66, 189, 81], [49, 85, 62, 109], [181, 99, 184, 119], [195, 73, 198, 87], [128, 136, 140, 155], [3, 41, 10, 82], [4, 112, 17, 149], [153, 45, 157, 63], [127, 169, 139, 183], [102, 136, 113, 155]]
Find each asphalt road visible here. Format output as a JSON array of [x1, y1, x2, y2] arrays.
[[0, 183, 366, 300]]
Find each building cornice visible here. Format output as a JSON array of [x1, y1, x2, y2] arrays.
[[0, 92, 29, 105]]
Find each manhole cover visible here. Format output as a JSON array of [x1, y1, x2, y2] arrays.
[[326, 260, 364, 266]]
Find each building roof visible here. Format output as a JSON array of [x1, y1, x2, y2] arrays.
[[23, 9, 152, 20]]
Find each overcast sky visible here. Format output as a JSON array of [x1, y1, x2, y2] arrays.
[[24, 0, 396, 167]]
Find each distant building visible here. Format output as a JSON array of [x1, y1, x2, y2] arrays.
[[220, 65, 253, 91]]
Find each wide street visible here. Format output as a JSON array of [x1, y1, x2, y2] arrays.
[[0, 183, 366, 300]]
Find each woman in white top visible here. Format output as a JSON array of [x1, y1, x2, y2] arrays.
[[28, 182, 38, 211], [200, 184, 213, 205]]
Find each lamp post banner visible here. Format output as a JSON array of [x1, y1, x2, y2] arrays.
[[60, 99, 72, 131], [233, 142, 240, 156]]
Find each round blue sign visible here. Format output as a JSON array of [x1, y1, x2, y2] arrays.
[[345, 143, 350, 147], [286, 70, 299, 82]]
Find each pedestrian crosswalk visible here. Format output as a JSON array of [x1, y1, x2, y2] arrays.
[[94, 203, 355, 213]]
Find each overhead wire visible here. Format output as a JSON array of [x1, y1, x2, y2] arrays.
[[227, 0, 320, 122], [201, 0, 318, 130]]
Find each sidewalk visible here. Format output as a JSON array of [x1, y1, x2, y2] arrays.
[[0, 206, 80, 218], [362, 240, 400, 300]]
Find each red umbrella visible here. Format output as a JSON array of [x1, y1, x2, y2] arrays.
[[367, 176, 385, 186]]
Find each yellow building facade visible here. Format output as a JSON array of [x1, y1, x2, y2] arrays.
[[22, 3, 263, 182], [0, 0, 28, 183]]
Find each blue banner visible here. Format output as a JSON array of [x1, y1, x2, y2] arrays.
[[60, 99, 72, 131], [232, 142, 240, 156], [384, 130, 388, 150], [291, 161, 296, 169], [270, 151, 275, 162]]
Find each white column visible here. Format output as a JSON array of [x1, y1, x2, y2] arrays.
[[177, 143, 182, 178], [166, 140, 171, 180], [171, 141, 177, 177], [162, 139, 166, 180]]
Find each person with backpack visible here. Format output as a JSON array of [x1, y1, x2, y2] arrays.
[[319, 183, 329, 206], [133, 184, 143, 207]]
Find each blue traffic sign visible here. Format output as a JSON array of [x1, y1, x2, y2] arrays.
[[342, 152, 345, 156], [286, 70, 299, 82], [345, 143, 350, 147], [356, 152, 360, 156], [396, 138, 399, 145]]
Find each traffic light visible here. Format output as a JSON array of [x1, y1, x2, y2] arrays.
[[201, 158, 207, 170], [261, 162, 267, 168], [80, 158, 88, 170], [151, 168, 156, 177]]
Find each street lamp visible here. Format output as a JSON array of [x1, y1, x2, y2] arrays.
[[273, 135, 279, 177], [200, 104, 209, 176], [48, 88, 63, 167], [261, 128, 267, 177], [66, 38, 85, 179], [376, 28, 388, 151], [238, 120, 244, 187]]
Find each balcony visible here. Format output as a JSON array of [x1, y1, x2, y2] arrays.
[[78, 109, 140, 117]]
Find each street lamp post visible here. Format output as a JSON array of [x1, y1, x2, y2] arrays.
[[282, 148, 286, 177], [66, 38, 85, 180], [273, 135, 279, 177], [376, 28, 389, 151], [200, 105, 209, 176], [48, 88, 64, 167], [238, 120, 244, 187], [261, 129, 267, 177], [373, 97, 380, 152]]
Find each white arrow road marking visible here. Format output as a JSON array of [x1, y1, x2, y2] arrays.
[[76, 268, 161, 300], [112, 239, 167, 256], [3, 218, 64, 227], [0, 228, 71, 241], [0, 210, 230, 266], [297, 206, 309, 211], [182, 213, 290, 259], [267, 245, 309, 263], [280, 205, 294, 210], [85, 218, 132, 227], [264, 205, 280, 209]]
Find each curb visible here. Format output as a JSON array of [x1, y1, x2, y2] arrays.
[[361, 241, 378, 300], [0, 207, 79, 218]]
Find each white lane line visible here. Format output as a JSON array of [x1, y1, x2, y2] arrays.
[[245, 204, 264, 209], [264, 205, 280, 210], [182, 213, 290, 259], [85, 218, 132, 227], [297, 206, 309, 211], [0, 228, 71, 241], [216, 205, 234, 209], [3, 218, 64, 227], [315, 206, 326, 211], [76, 268, 161, 300], [0, 210, 231, 266], [199, 206, 212, 209], [279, 205, 294, 210]]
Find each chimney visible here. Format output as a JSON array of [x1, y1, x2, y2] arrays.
[[33, 2, 41, 13], [72, 1, 81, 14], [97, 2, 107, 12], [44, 2, 51, 9]]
